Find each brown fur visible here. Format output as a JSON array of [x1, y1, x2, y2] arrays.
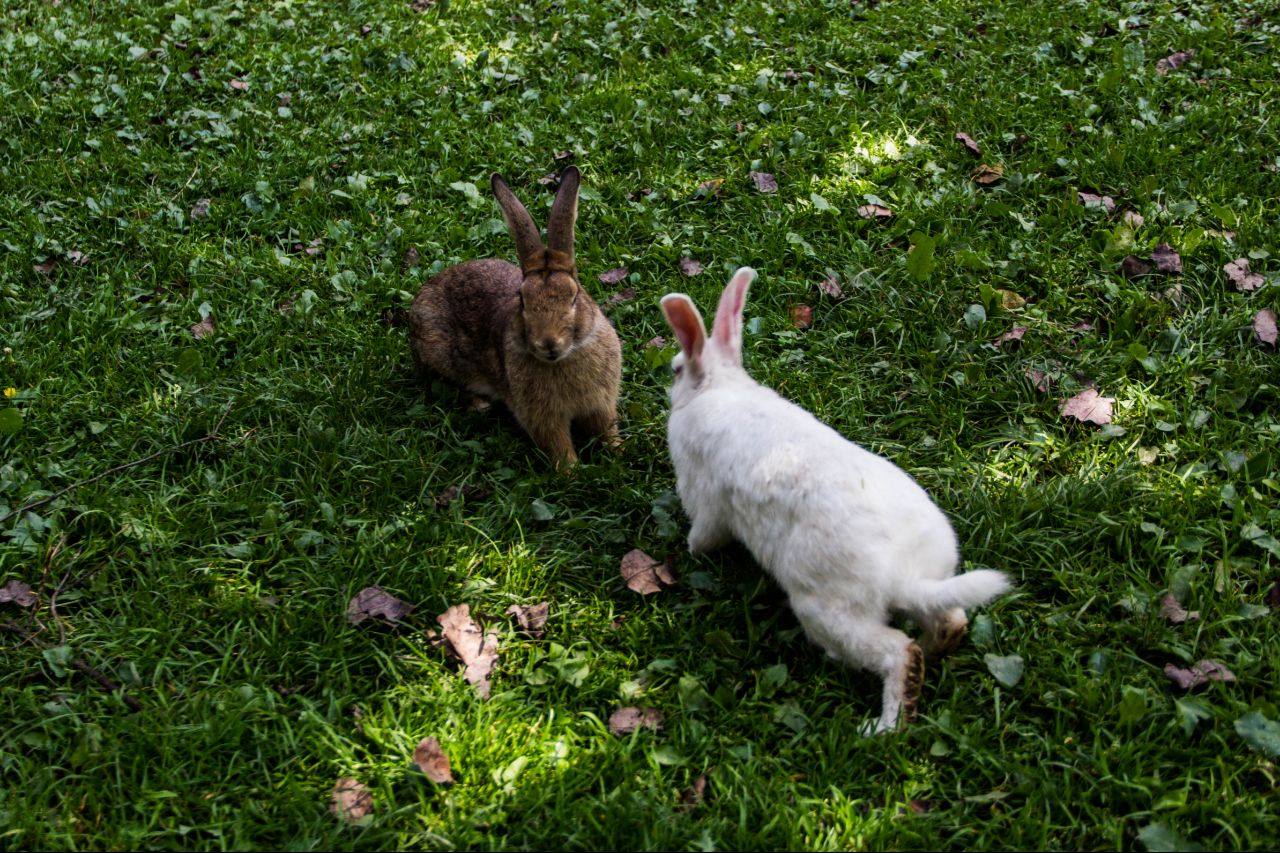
[[900, 641, 925, 726], [407, 167, 621, 469]]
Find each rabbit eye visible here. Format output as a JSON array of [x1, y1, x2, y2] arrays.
[[672, 363, 683, 376]]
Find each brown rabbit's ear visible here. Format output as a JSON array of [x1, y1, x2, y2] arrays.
[[545, 165, 580, 262], [491, 173, 544, 264], [661, 293, 706, 371]]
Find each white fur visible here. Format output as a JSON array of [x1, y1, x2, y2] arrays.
[[661, 267, 1010, 733]]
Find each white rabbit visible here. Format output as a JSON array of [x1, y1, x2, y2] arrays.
[[660, 267, 1011, 733]]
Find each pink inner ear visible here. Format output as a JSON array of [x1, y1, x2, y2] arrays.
[[661, 296, 705, 363]]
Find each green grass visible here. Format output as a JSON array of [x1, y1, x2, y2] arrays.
[[2, 0, 1279, 849]]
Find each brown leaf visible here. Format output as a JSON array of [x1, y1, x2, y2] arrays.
[[505, 601, 550, 639], [970, 163, 1004, 186], [1254, 309, 1278, 347], [856, 204, 893, 220], [749, 171, 778, 193], [1163, 659, 1235, 691], [790, 305, 813, 330], [1206, 228, 1236, 240], [598, 267, 629, 285], [403, 246, 421, 268], [695, 179, 724, 199], [678, 257, 703, 277], [1072, 319, 1095, 332], [999, 289, 1027, 310], [1122, 210, 1145, 228], [679, 774, 708, 809], [1060, 388, 1114, 426], [817, 274, 842, 298], [66, 250, 89, 265], [1224, 258, 1264, 292], [330, 778, 373, 823], [604, 287, 637, 311], [1009, 133, 1031, 152], [1077, 191, 1116, 213], [608, 706, 664, 735], [1121, 255, 1153, 279], [359, 25, 372, 37], [955, 132, 982, 157], [190, 198, 211, 219], [620, 549, 677, 595], [0, 579, 38, 608], [33, 258, 57, 275], [190, 314, 216, 339], [645, 335, 667, 348], [1159, 593, 1200, 625], [1151, 243, 1182, 275], [437, 603, 499, 699], [1025, 368, 1052, 394], [994, 326, 1027, 347], [434, 483, 489, 509], [553, 149, 575, 161], [1155, 49, 1195, 76], [412, 736, 454, 784], [228, 78, 248, 91], [346, 585, 415, 625]]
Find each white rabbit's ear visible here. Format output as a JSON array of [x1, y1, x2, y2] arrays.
[[711, 267, 756, 360], [660, 294, 706, 370]]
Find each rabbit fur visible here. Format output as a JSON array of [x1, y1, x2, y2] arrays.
[[660, 267, 1010, 733], [408, 166, 621, 468]]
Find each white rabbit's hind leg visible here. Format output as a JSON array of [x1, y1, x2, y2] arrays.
[[687, 514, 732, 555]]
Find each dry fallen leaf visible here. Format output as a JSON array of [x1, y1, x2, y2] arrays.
[[1121, 255, 1153, 279], [998, 289, 1027, 310], [679, 774, 709, 809], [1163, 659, 1234, 691], [1224, 258, 1264, 292], [434, 483, 489, 510], [1025, 368, 1052, 394], [856, 204, 893, 220], [413, 736, 454, 784], [0, 579, 38, 608], [749, 171, 778, 193], [955, 132, 982, 157], [695, 179, 724, 199], [1122, 209, 1145, 228], [620, 549, 677, 595], [817, 274, 842, 298], [1060, 388, 1114, 426], [437, 604, 499, 699], [229, 78, 248, 91], [645, 335, 667, 348], [790, 305, 813, 330], [190, 314, 216, 339], [1072, 319, 1096, 332], [505, 601, 550, 639], [1254, 309, 1278, 347], [190, 198, 211, 219], [604, 287, 637, 310], [608, 706, 664, 735], [1077, 191, 1116, 213], [598, 267, 629, 285], [66, 250, 89, 265], [33, 258, 58, 275], [330, 778, 373, 823], [1155, 49, 1196, 76], [554, 149, 574, 161], [1151, 243, 1182, 275], [403, 246, 421, 268], [1159, 593, 1200, 625], [679, 257, 704, 277], [994, 327, 1027, 347], [347, 586, 415, 625], [971, 163, 1004, 186]]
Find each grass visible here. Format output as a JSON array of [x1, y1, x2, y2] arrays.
[[2, 0, 1278, 849]]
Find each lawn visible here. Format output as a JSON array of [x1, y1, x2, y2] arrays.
[[2, 0, 1278, 849]]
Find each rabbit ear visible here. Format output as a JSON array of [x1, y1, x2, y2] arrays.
[[661, 293, 706, 369], [545, 166, 579, 263], [491, 173, 545, 265], [711, 267, 756, 360]]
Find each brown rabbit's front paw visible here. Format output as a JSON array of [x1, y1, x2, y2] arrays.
[[900, 641, 926, 727]]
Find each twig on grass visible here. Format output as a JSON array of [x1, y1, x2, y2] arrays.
[[0, 402, 235, 525], [1, 619, 143, 712]]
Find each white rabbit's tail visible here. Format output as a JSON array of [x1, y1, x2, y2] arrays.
[[907, 570, 1011, 613]]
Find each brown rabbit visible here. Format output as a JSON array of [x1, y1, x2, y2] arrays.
[[407, 166, 622, 468]]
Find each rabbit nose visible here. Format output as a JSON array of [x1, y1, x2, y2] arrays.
[[542, 338, 561, 359]]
